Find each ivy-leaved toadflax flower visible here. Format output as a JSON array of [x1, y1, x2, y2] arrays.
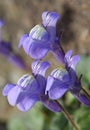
[[2, 60, 60, 112]]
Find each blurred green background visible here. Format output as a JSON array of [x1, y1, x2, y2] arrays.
[[0, 0, 90, 130]]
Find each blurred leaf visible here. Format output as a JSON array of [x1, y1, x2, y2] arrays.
[[7, 118, 25, 130], [74, 106, 90, 130], [7, 104, 44, 130], [49, 113, 68, 130]]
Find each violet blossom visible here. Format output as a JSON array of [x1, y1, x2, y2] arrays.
[[2, 60, 61, 112], [19, 11, 64, 64], [46, 50, 90, 106]]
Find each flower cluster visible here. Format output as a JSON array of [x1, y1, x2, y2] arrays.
[[2, 11, 90, 112]]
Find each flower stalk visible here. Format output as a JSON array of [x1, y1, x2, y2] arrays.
[[55, 100, 79, 130]]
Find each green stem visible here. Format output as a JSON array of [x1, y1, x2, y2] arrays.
[[55, 100, 79, 130]]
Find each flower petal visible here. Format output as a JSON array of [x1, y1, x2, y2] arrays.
[[35, 74, 46, 94], [65, 50, 73, 63], [42, 11, 60, 28], [32, 60, 50, 76], [17, 95, 39, 112], [17, 78, 40, 104], [41, 95, 61, 112], [27, 25, 50, 59], [19, 25, 50, 59], [45, 76, 55, 94], [48, 80, 69, 99], [22, 36, 31, 55], [42, 11, 60, 41], [65, 50, 80, 70], [68, 68, 77, 83], [71, 89, 90, 106], [7, 86, 21, 106], [30, 25, 50, 42], [50, 68, 70, 82], [17, 74, 34, 89], [46, 68, 70, 95], [28, 42, 49, 59], [70, 55, 80, 70], [18, 34, 28, 48], [2, 83, 15, 96]]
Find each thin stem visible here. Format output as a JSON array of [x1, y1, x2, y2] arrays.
[[55, 100, 79, 130]]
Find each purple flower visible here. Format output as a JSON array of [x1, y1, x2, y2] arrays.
[[2, 60, 61, 112], [46, 50, 80, 98], [45, 68, 71, 99], [19, 11, 64, 64], [19, 25, 50, 59], [46, 51, 90, 106]]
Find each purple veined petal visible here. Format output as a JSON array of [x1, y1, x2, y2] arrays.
[[51, 68, 70, 82], [19, 25, 51, 59], [42, 11, 60, 41], [17, 78, 40, 104], [2, 83, 15, 96], [32, 60, 50, 76], [46, 68, 70, 95], [42, 11, 60, 28], [30, 25, 50, 43], [48, 80, 70, 100], [70, 55, 80, 70], [28, 40, 49, 59], [18, 34, 28, 48], [17, 95, 39, 112], [7, 86, 21, 106], [22, 36, 31, 55], [17, 74, 40, 95], [41, 95, 61, 112], [17, 74, 30, 85], [45, 76, 55, 94], [71, 89, 90, 106], [42, 11, 49, 25], [35, 75, 46, 94], [19, 34, 31, 55], [31, 60, 39, 73], [64, 50, 73, 63]]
